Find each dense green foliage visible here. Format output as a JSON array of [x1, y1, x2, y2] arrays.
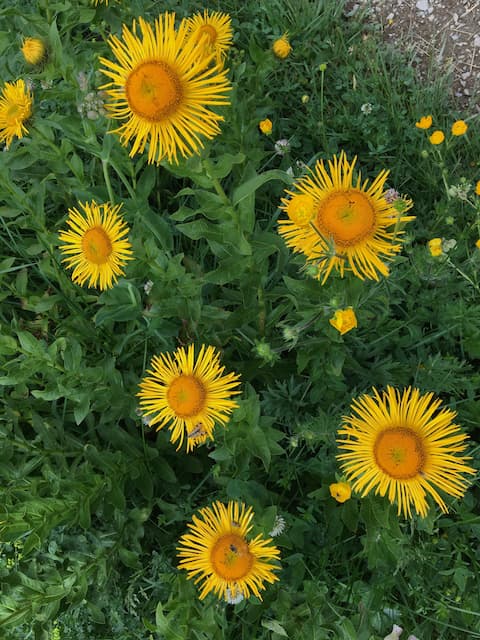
[[1, 1, 479, 638]]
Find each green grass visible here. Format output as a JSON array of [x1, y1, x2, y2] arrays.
[[1, 1, 480, 639]]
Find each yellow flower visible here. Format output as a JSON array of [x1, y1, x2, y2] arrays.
[[278, 151, 414, 283], [286, 194, 315, 227], [99, 13, 231, 165], [329, 482, 352, 503], [451, 120, 468, 136], [0, 79, 33, 149], [259, 118, 272, 135], [272, 33, 292, 59], [177, 501, 280, 601], [429, 130, 445, 145], [415, 115, 432, 129], [58, 201, 133, 290], [185, 9, 233, 64], [428, 237, 443, 257], [476, 180, 480, 196], [21, 38, 45, 65], [329, 308, 358, 335], [337, 386, 475, 518], [475, 239, 480, 250], [137, 344, 241, 452]]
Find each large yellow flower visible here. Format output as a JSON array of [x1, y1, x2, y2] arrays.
[[99, 13, 231, 164], [0, 79, 33, 148], [177, 501, 280, 601], [337, 386, 475, 518], [185, 9, 233, 64], [137, 344, 241, 452], [58, 201, 133, 290], [278, 152, 414, 283]]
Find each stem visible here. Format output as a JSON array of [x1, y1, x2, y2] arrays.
[[202, 158, 230, 206], [102, 159, 116, 203]]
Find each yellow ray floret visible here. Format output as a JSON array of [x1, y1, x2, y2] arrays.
[[278, 151, 414, 283], [337, 386, 475, 518], [0, 79, 33, 148], [178, 501, 280, 601], [185, 9, 233, 64], [58, 201, 133, 290], [137, 344, 241, 452], [99, 12, 231, 164]]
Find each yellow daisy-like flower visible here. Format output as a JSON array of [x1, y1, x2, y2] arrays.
[[337, 386, 475, 518], [99, 13, 231, 165], [451, 120, 468, 136], [272, 33, 292, 59], [177, 501, 280, 601], [58, 201, 133, 290], [329, 307, 357, 335], [258, 118, 272, 135], [429, 130, 445, 145], [137, 344, 241, 452], [185, 9, 233, 64], [329, 481, 352, 503], [21, 38, 45, 65], [278, 151, 414, 283], [415, 115, 432, 129], [0, 79, 33, 149], [428, 237, 443, 257]]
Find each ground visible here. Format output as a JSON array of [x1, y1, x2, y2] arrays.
[[345, 0, 480, 110]]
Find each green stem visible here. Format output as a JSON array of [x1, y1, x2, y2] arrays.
[[102, 159, 116, 203], [202, 158, 230, 206]]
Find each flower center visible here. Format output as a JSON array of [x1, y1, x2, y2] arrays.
[[197, 24, 218, 46], [287, 194, 315, 226], [315, 190, 376, 246], [167, 375, 206, 418], [374, 427, 425, 479], [125, 61, 183, 122], [82, 227, 113, 264], [210, 534, 254, 581]]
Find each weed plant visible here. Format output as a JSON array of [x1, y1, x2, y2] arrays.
[[0, 1, 479, 639]]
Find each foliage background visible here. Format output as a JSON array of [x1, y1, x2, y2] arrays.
[[0, 0, 479, 638]]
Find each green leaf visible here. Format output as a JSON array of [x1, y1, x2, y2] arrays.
[[232, 169, 293, 206], [261, 619, 289, 637]]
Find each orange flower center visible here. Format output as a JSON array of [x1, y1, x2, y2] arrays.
[[82, 227, 112, 264], [125, 61, 182, 122], [374, 427, 425, 479], [210, 534, 253, 580], [167, 375, 206, 418], [315, 190, 375, 247], [197, 24, 218, 46]]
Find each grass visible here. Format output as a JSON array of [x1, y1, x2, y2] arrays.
[[0, 0, 479, 639]]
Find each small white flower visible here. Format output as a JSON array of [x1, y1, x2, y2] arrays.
[[384, 624, 403, 640], [274, 138, 290, 155], [269, 515, 286, 537], [384, 188, 400, 204], [225, 585, 244, 605], [143, 280, 154, 294], [286, 166, 294, 177], [360, 102, 373, 115]]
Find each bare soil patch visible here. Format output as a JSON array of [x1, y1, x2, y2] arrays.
[[345, 0, 480, 110]]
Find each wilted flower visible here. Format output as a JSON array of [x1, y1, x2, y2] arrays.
[[384, 625, 403, 640], [269, 515, 286, 537]]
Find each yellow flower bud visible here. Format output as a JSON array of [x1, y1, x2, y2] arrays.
[[286, 194, 315, 226], [451, 120, 468, 136], [21, 37, 45, 65], [429, 130, 445, 145], [329, 482, 352, 503], [272, 33, 292, 59], [258, 118, 272, 135], [415, 115, 432, 129], [329, 308, 357, 335], [428, 238, 443, 257]]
